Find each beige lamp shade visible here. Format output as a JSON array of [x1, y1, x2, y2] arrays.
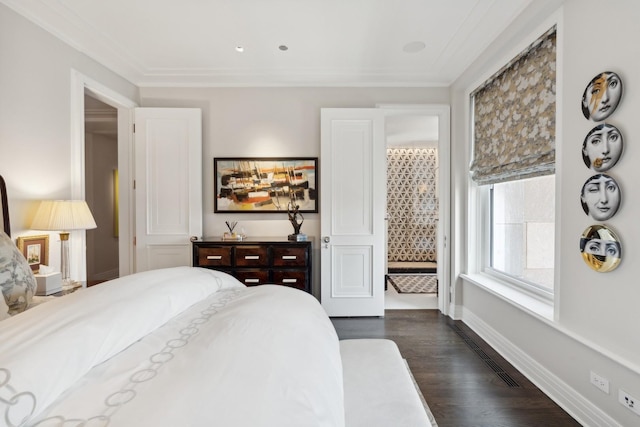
[[31, 200, 97, 231]]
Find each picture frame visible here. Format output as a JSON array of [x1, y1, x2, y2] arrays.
[[16, 234, 49, 273], [214, 157, 318, 213]]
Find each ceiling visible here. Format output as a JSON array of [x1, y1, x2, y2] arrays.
[[84, 95, 117, 136], [3, 0, 533, 87]]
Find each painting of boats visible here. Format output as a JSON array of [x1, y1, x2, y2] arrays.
[[214, 157, 318, 213]]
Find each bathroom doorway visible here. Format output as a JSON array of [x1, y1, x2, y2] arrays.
[[384, 113, 440, 310]]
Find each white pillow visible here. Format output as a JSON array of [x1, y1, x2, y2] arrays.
[[0, 231, 36, 314]]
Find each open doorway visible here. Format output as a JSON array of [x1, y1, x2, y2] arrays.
[[70, 70, 137, 285], [84, 94, 119, 286], [384, 113, 441, 310]]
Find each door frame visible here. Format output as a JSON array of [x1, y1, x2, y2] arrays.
[[70, 69, 138, 282], [377, 104, 451, 315]]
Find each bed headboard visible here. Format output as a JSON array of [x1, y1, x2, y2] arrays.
[[0, 174, 10, 237]]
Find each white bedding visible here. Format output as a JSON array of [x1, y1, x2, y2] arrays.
[[0, 267, 344, 427]]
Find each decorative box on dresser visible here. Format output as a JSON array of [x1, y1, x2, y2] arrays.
[[192, 237, 312, 293]]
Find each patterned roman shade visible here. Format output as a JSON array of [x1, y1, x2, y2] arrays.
[[470, 27, 556, 185]]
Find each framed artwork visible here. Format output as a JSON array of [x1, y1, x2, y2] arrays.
[[16, 234, 49, 273], [580, 174, 621, 221], [579, 224, 621, 273], [581, 71, 623, 122], [214, 157, 318, 213], [582, 124, 623, 172]]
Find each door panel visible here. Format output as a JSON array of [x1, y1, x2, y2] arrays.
[[134, 108, 202, 272], [145, 245, 191, 270], [320, 109, 385, 317], [332, 246, 372, 297]]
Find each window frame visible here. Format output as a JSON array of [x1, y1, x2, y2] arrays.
[[464, 14, 563, 320], [473, 182, 555, 305], [488, 181, 555, 301]]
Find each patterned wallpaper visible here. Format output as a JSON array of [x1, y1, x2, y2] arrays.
[[387, 147, 438, 262]]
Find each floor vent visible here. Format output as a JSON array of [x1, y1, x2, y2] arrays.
[[449, 323, 521, 388]]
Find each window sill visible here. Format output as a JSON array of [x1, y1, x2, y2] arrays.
[[461, 273, 554, 321]]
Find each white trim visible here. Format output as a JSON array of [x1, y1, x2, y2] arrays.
[[461, 275, 640, 376], [70, 70, 138, 282], [483, 267, 553, 302], [551, 11, 564, 323], [466, 9, 564, 99], [462, 273, 553, 320], [464, 8, 563, 318], [1, 0, 142, 85], [462, 308, 623, 427]]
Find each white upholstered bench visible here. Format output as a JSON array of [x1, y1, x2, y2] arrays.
[[340, 339, 433, 427]]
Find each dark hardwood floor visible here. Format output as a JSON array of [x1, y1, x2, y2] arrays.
[[331, 310, 582, 427]]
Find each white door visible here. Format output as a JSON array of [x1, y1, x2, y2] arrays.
[[134, 108, 202, 272], [320, 108, 386, 317]]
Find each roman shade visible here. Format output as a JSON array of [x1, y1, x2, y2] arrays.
[[470, 27, 556, 185]]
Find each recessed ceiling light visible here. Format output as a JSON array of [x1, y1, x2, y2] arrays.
[[278, 45, 289, 51], [403, 41, 426, 53], [235, 46, 244, 53]]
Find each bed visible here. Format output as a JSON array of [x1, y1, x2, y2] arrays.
[[0, 175, 433, 427]]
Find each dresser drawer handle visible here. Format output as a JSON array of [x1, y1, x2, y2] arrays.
[[244, 278, 260, 283], [206, 255, 222, 260], [244, 255, 260, 260], [281, 255, 297, 260], [282, 278, 298, 284]]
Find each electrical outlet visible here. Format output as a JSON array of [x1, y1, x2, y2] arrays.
[[619, 389, 640, 416], [590, 371, 609, 394]]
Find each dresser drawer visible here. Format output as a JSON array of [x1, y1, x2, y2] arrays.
[[272, 246, 308, 267], [272, 270, 308, 291], [192, 239, 311, 294], [235, 246, 269, 267], [235, 270, 270, 286], [196, 247, 232, 267]]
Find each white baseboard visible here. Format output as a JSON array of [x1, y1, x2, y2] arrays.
[[449, 303, 464, 320], [462, 308, 620, 427]]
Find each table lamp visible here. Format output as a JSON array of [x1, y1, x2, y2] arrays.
[[31, 200, 97, 288]]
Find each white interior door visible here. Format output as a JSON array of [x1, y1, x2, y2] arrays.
[[134, 108, 202, 272], [320, 108, 386, 317]]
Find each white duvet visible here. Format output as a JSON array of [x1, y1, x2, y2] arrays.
[[0, 267, 344, 427]]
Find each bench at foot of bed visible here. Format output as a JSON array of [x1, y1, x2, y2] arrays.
[[340, 339, 433, 427]]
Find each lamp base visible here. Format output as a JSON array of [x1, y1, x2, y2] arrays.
[[61, 279, 82, 291]]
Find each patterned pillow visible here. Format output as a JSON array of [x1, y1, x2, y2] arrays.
[[0, 291, 9, 320], [0, 231, 36, 314]]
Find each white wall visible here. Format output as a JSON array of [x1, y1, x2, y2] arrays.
[[451, 0, 640, 425], [0, 4, 138, 273], [139, 87, 449, 295]]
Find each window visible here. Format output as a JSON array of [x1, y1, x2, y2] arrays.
[[470, 27, 556, 298], [489, 175, 555, 293]]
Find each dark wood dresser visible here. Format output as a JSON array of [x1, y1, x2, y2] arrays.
[[192, 237, 312, 293]]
